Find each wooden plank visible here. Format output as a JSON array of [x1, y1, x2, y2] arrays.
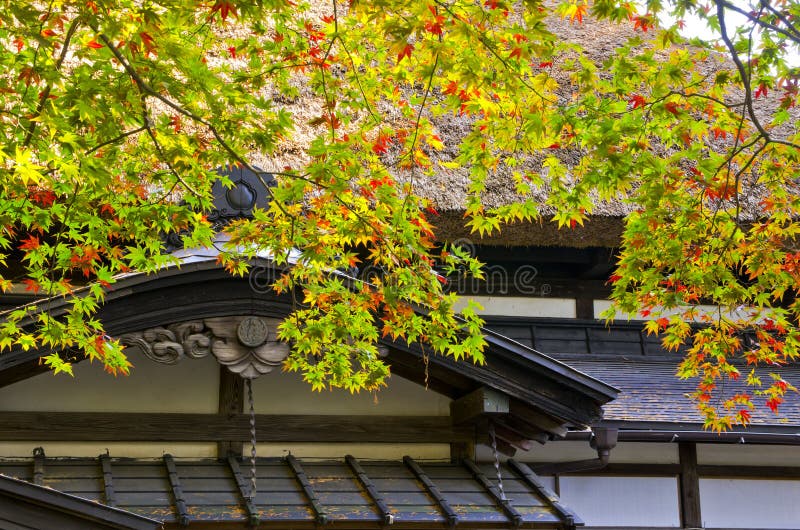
[[217, 366, 244, 457], [163, 454, 190, 526], [346, 455, 394, 525], [679, 442, 702, 529], [0, 412, 471, 442], [462, 459, 522, 527], [100, 453, 116, 507], [403, 456, 459, 527], [286, 454, 328, 525], [507, 459, 581, 527], [227, 456, 259, 526]]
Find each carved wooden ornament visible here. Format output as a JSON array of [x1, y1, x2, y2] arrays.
[[120, 316, 289, 379]]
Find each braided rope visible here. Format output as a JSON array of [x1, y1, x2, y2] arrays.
[[488, 422, 506, 501], [247, 378, 257, 500]]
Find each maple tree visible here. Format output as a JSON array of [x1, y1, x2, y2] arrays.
[[0, 0, 799, 429]]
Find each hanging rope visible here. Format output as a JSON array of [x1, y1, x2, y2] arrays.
[[246, 378, 257, 501], [488, 422, 507, 501]]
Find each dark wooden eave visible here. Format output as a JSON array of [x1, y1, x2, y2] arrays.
[[0, 260, 618, 433], [0, 473, 161, 530]]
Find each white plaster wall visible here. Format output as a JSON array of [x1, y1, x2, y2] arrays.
[[455, 296, 576, 318], [697, 443, 800, 467], [251, 370, 451, 416], [558, 476, 681, 528], [595, 299, 762, 323], [700, 478, 800, 529], [484, 440, 679, 464], [252, 443, 450, 460], [0, 351, 219, 413]]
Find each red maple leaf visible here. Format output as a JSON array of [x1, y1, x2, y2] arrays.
[[664, 101, 680, 115], [19, 235, 40, 251], [629, 94, 647, 109], [397, 43, 414, 63], [86, 39, 104, 49], [632, 15, 653, 32], [22, 278, 40, 294], [29, 189, 56, 207], [209, 0, 238, 21], [766, 396, 782, 413], [754, 82, 769, 99]]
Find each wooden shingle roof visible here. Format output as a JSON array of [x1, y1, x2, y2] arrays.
[[0, 454, 582, 529]]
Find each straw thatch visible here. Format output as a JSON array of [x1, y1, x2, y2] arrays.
[[169, 8, 798, 247]]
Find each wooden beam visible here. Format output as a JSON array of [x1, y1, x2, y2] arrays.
[[217, 366, 244, 457], [450, 387, 509, 425], [0, 412, 473, 443], [679, 442, 702, 529], [508, 400, 569, 438]]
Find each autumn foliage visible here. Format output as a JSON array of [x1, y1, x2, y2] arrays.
[[0, 0, 799, 429]]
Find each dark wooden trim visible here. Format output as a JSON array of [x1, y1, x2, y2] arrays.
[[164, 454, 189, 527], [520, 463, 682, 476], [463, 458, 522, 527], [697, 465, 800, 478], [228, 456, 259, 527], [286, 454, 328, 525], [403, 456, 459, 528], [346, 455, 393, 526], [0, 411, 472, 443], [217, 366, 245, 457], [99, 453, 116, 507], [508, 400, 568, 438], [679, 442, 702, 529], [0, 474, 159, 530]]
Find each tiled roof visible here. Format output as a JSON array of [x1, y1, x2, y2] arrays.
[[561, 358, 800, 426]]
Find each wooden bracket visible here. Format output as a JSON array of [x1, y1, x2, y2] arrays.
[[450, 387, 509, 425]]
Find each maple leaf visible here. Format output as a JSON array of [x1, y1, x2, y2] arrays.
[[664, 101, 681, 115], [632, 15, 653, 32], [766, 396, 782, 413], [628, 94, 646, 109], [397, 43, 414, 63], [19, 235, 40, 251], [86, 39, 103, 49], [21, 278, 40, 294], [754, 82, 769, 99], [509, 47, 523, 60], [209, 0, 238, 21]]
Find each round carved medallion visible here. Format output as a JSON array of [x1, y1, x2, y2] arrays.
[[237, 317, 269, 347]]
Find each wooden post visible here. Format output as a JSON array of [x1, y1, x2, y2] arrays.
[[575, 298, 594, 320], [217, 366, 244, 457], [679, 442, 702, 529]]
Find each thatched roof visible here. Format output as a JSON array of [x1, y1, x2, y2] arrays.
[[208, 9, 797, 247]]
